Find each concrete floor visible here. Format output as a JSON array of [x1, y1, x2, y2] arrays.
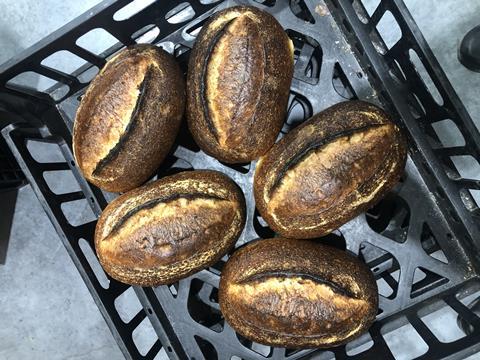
[[1, 0, 480, 359]]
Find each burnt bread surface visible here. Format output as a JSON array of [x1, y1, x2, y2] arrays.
[[187, 5, 294, 163], [254, 101, 407, 239], [219, 238, 378, 348], [95, 170, 246, 286], [73, 44, 185, 192]]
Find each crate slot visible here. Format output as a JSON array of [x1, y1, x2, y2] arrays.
[[42, 170, 81, 195], [420, 223, 448, 264], [372, 10, 402, 53], [41, 50, 88, 76], [76, 28, 119, 56], [383, 321, 429, 359], [469, 189, 480, 209], [411, 267, 449, 299], [284, 93, 313, 132], [78, 65, 99, 84], [196, 281, 220, 312], [158, 41, 175, 54], [366, 193, 410, 243], [6, 71, 57, 94], [346, 331, 374, 355], [405, 93, 426, 120], [420, 301, 467, 343], [235, 332, 271, 357], [332, 63, 357, 99], [218, 160, 250, 174], [200, 0, 222, 4], [188, 279, 224, 332], [153, 347, 168, 360], [409, 49, 444, 106], [389, 59, 407, 84], [174, 43, 191, 59], [456, 285, 480, 335], [50, 84, 70, 101], [61, 198, 97, 227], [26, 140, 65, 163], [253, 0, 276, 6], [194, 335, 218, 360], [450, 155, 480, 182], [132, 24, 160, 44], [318, 230, 347, 251], [253, 208, 275, 239], [166, 3, 195, 24], [289, 0, 315, 24], [360, 242, 400, 299], [431, 119, 466, 148], [359, 0, 380, 17], [113, 0, 156, 21], [132, 317, 158, 356], [78, 238, 110, 289], [115, 286, 144, 324], [182, 16, 210, 42], [286, 30, 322, 85], [379, 270, 399, 300]]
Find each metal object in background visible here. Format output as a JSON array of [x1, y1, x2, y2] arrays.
[[459, 25, 480, 73], [1, 0, 480, 359]]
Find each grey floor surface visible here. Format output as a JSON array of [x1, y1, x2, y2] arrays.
[[1, 0, 480, 359]]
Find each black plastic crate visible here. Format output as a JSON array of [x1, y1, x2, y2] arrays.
[[1, 0, 480, 359]]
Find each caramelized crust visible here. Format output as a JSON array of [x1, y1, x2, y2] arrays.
[[95, 170, 246, 286], [187, 6, 294, 163], [73, 44, 185, 192], [254, 101, 407, 238], [219, 238, 378, 348]]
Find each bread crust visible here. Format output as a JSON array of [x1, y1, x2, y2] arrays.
[[187, 5, 294, 163], [73, 44, 185, 192], [95, 170, 246, 286], [254, 101, 407, 238], [219, 238, 378, 348]]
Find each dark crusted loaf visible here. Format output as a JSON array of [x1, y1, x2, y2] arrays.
[[73, 44, 185, 192], [187, 5, 294, 163], [95, 170, 246, 286], [254, 101, 407, 238], [219, 238, 378, 348]]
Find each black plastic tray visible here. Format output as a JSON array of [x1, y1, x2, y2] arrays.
[[2, 0, 480, 359]]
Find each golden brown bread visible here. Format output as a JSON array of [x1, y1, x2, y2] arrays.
[[219, 238, 378, 348], [95, 170, 246, 286], [187, 5, 294, 163], [254, 101, 407, 239], [73, 44, 185, 193]]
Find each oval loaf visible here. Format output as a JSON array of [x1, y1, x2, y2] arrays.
[[95, 170, 246, 286], [254, 101, 407, 238], [187, 5, 294, 163], [219, 238, 378, 348], [73, 44, 185, 192]]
